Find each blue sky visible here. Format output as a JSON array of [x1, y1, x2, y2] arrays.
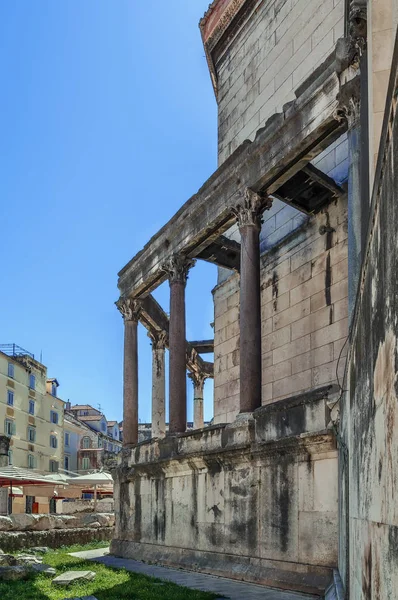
[[0, 1, 217, 423]]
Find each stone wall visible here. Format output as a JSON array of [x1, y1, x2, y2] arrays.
[[216, 0, 345, 163], [213, 195, 348, 423], [339, 34, 398, 599], [0, 512, 114, 552], [111, 386, 338, 595]]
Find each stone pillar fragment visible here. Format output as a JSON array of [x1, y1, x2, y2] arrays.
[[188, 372, 206, 430], [162, 254, 195, 434], [148, 330, 167, 438], [335, 78, 362, 321], [116, 297, 142, 446], [233, 189, 272, 414]]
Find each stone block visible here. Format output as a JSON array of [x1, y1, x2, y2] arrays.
[[52, 570, 96, 586], [262, 324, 291, 354], [291, 305, 333, 341], [310, 278, 348, 312], [291, 344, 333, 375], [31, 563, 56, 576], [0, 565, 31, 581], [11, 514, 36, 531], [0, 517, 13, 531], [311, 318, 348, 349], [290, 272, 327, 306], [273, 298, 310, 331], [272, 335, 311, 366], [298, 511, 338, 566]]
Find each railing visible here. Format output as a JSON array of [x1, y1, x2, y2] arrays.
[[0, 344, 34, 359]]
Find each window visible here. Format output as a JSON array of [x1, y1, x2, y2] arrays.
[[5, 419, 16, 437], [50, 410, 59, 424], [98, 438, 103, 448], [8, 450, 12, 465], [114, 428, 118, 438], [29, 374, 35, 390], [7, 390, 14, 406], [82, 436, 90, 449], [83, 410, 89, 416], [28, 399, 35, 415], [49, 460, 58, 473], [27, 454, 35, 469], [81, 457, 90, 470], [7, 363, 14, 378], [51, 382, 57, 397], [28, 426, 36, 443], [101, 421, 106, 432], [50, 434, 57, 448], [64, 455, 69, 471], [64, 432, 70, 447]]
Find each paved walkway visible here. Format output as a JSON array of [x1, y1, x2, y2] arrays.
[[70, 548, 318, 600]]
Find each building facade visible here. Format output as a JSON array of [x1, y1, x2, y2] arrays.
[[0, 345, 64, 473], [64, 404, 122, 474], [112, 1, 398, 598]]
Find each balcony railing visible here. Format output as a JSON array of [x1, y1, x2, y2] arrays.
[[0, 344, 34, 359]]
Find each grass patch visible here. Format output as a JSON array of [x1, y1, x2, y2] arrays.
[[0, 544, 219, 600]]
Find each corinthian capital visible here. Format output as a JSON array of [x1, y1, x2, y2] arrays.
[[148, 329, 167, 350], [161, 254, 196, 285], [188, 371, 207, 391], [334, 77, 361, 129], [115, 297, 142, 322], [232, 188, 272, 231]]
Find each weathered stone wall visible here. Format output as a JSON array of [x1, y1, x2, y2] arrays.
[[213, 195, 348, 423], [216, 0, 345, 163], [112, 387, 338, 595], [340, 38, 398, 599], [0, 512, 115, 552]]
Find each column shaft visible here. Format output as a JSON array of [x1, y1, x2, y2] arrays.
[[123, 319, 139, 445], [239, 224, 262, 412], [193, 385, 204, 430], [152, 345, 166, 438], [169, 281, 187, 433]]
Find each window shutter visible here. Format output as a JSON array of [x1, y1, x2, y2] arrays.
[[12, 422, 16, 436]]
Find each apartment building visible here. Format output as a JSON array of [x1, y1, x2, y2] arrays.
[[64, 404, 122, 473], [0, 344, 64, 473]]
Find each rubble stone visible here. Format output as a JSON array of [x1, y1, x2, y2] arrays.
[[31, 563, 56, 576], [0, 565, 32, 580], [52, 570, 96, 586]]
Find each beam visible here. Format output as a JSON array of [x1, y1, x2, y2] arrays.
[[118, 53, 346, 299], [139, 295, 214, 378], [189, 340, 214, 354], [196, 235, 240, 271]]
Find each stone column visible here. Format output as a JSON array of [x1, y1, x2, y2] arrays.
[[162, 254, 195, 434], [116, 297, 142, 446], [233, 189, 272, 413], [336, 78, 362, 322], [148, 330, 167, 438], [188, 372, 206, 430]]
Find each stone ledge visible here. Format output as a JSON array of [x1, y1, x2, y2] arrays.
[[110, 539, 332, 596], [0, 526, 114, 553]]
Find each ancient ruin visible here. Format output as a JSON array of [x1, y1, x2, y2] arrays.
[[112, 1, 398, 597]]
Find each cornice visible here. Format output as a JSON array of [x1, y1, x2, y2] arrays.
[[199, 0, 255, 97]]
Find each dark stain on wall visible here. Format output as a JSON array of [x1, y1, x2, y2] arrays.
[[133, 478, 141, 542], [362, 542, 372, 600], [325, 252, 332, 306], [272, 271, 279, 311]]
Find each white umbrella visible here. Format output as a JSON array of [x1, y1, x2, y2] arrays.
[[66, 472, 113, 511]]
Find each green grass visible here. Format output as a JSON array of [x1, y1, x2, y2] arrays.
[[0, 543, 219, 600]]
